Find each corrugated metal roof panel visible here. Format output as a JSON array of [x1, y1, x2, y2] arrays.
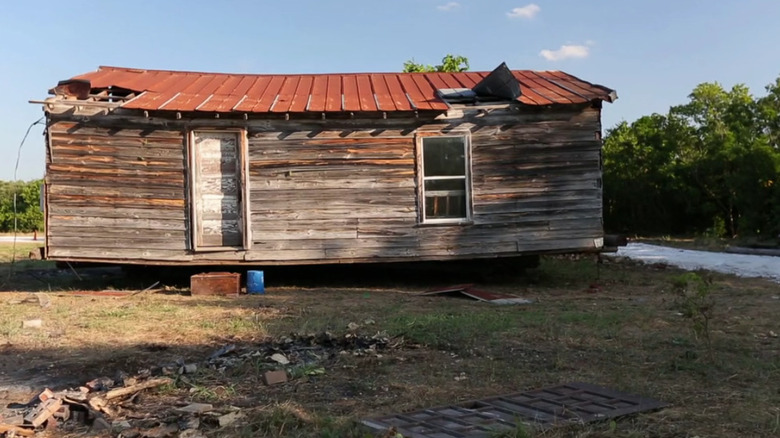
[[63, 66, 615, 113]]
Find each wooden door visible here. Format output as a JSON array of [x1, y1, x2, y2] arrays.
[[191, 131, 244, 248]]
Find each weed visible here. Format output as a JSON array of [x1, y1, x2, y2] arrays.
[[385, 310, 517, 350], [489, 421, 533, 438], [290, 363, 326, 379], [241, 403, 311, 437], [670, 272, 715, 361], [98, 307, 135, 318], [190, 383, 236, 402]]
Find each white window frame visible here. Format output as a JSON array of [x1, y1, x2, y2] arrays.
[[416, 132, 473, 224]]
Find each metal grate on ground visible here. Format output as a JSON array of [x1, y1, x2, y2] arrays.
[[362, 382, 668, 437]]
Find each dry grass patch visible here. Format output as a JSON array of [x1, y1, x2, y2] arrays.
[[0, 255, 778, 437]]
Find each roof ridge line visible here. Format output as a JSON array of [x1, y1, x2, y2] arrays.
[[96, 65, 550, 77]]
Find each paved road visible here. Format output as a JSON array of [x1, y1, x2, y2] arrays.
[[611, 243, 780, 283]]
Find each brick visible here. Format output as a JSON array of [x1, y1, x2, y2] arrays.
[[262, 370, 288, 386], [24, 398, 63, 428]]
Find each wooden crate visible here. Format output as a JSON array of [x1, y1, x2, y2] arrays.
[[190, 272, 241, 296]]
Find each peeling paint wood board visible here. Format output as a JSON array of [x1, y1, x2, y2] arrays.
[[192, 131, 243, 248], [362, 382, 668, 437]]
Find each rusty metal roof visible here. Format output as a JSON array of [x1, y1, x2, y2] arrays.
[[67, 66, 616, 113]]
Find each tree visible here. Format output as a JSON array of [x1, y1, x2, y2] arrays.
[[403, 54, 469, 73], [0, 179, 44, 232], [602, 75, 780, 239]]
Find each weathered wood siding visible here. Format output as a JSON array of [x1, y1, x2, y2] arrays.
[[44, 103, 603, 265], [244, 105, 602, 262], [45, 121, 189, 260]]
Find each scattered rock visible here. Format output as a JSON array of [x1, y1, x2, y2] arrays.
[[217, 411, 244, 427], [347, 322, 360, 331], [21, 319, 42, 329], [8, 295, 38, 305], [113, 420, 132, 430], [175, 403, 213, 414], [85, 377, 115, 392], [179, 429, 207, 438], [269, 353, 289, 365], [91, 416, 112, 432], [178, 416, 200, 430], [143, 422, 179, 438], [37, 294, 51, 309], [363, 319, 376, 325], [208, 344, 236, 361], [183, 363, 198, 374], [119, 428, 142, 438]]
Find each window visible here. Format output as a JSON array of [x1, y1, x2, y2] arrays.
[[419, 135, 471, 222]]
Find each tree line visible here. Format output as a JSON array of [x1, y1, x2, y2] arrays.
[[0, 180, 44, 232], [603, 77, 780, 239]]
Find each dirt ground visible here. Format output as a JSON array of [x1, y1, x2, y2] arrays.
[[1, 243, 779, 437]]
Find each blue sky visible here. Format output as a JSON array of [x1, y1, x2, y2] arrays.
[[2, 0, 779, 180]]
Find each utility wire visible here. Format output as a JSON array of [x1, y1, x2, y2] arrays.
[[8, 117, 45, 279]]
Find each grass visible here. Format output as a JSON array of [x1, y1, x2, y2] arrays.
[[0, 253, 778, 437]]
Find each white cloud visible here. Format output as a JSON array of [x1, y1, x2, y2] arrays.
[[437, 2, 460, 11], [506, 4, 540, 19], [539, 44, 590, 61]]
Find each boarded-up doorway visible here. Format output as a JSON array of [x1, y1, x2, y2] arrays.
[[190, 131, 249, 249]]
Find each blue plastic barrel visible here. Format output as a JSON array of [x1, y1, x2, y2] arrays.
[[247, 270, 265, 294]]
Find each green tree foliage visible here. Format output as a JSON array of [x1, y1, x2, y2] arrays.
[[403, 54, 469, 73], [0, 180, 44, 232], [604, 77, 780, 238]]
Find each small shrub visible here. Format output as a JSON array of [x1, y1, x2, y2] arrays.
[[670, 272, 715, 361]]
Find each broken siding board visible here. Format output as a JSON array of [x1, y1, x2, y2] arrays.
[[48, 236, 188, 250], [48, 194, 185, 209], [48, 226, 187, 240], [49, 215, 187, 231], [46, 174, 186, 189], [251, 178, 416, 191], [50, 143, 186, 159], [47, 164, 185, 179], [49, 184, 185, 200], [51, 152, 184, 167], [250, 207, 417, 220], [47, 205, 187, 220]]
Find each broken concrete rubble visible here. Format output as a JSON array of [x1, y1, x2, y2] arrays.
[[0, 377, 172, 437], [21, 320, 42, 329]]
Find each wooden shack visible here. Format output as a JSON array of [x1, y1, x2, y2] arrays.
[[35, 64, 616, 266]]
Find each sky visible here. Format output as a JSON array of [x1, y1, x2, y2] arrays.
[[1, 0, 779, 180]]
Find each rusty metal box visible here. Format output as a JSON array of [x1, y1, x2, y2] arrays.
[[190, 272, 241, 296]]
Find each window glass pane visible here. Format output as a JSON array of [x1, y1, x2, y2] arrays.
[[423, 137, 465, 177], [425, 193, 467, 219], [425, 179, 466, 219], [424, 179, 465, 192]]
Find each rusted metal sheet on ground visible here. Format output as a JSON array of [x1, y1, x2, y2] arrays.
[[362, 382, 668, 437], [190, 272, 241, 296], [422, 284, 533, 304]]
